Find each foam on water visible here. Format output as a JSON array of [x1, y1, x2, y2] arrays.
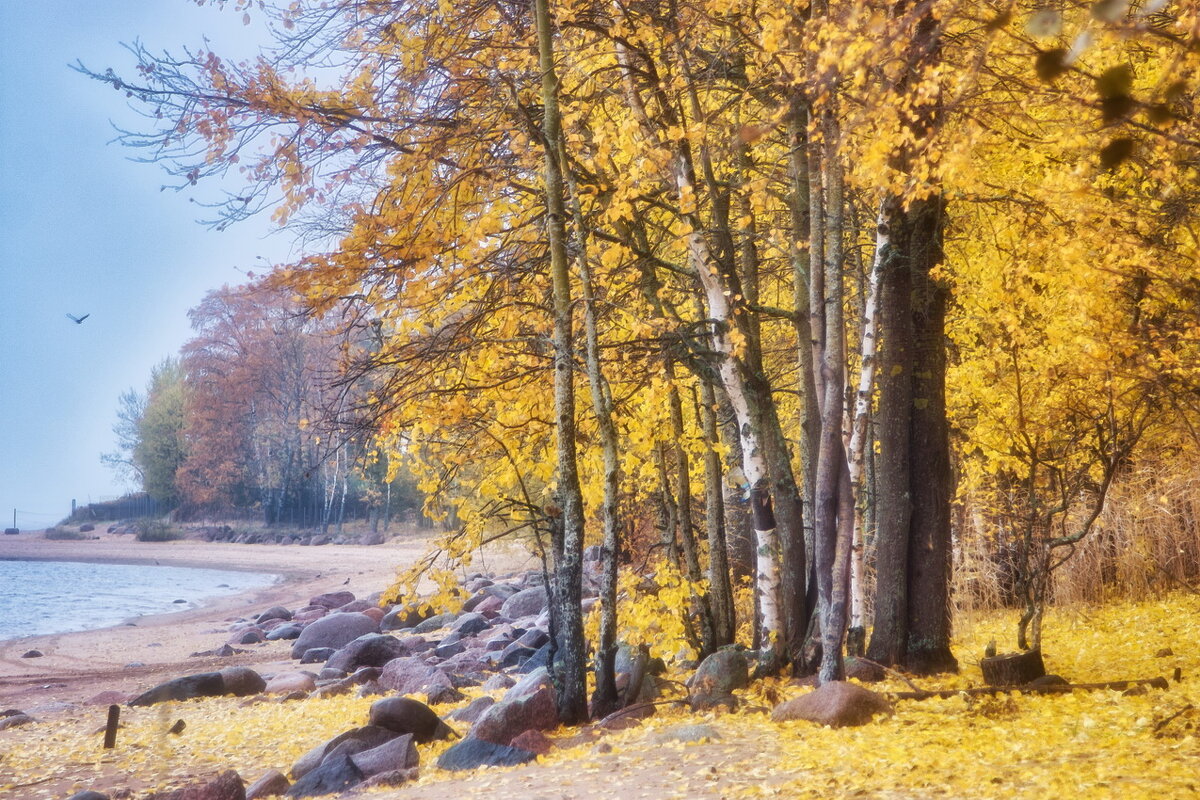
[[0, 559, 277, 641]]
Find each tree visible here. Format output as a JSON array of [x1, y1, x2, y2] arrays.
[[133, 358, 188, 507]]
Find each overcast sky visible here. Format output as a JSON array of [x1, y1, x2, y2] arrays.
[[0, 2, 299, 527]]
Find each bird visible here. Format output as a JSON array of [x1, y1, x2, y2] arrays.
[[66, 313, 90, 324]]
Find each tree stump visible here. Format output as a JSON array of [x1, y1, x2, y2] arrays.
[[980, 648, 1046, 686]]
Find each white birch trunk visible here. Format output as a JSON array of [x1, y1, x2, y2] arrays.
[[846, 203, 887, 630]]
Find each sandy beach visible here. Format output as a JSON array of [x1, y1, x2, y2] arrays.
[[0, 529, 534, 714]]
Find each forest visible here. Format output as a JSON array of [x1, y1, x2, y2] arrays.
[[89, 0, 1200, 720]]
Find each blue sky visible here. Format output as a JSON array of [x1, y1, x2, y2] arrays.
[[0, 3, 298, 527]]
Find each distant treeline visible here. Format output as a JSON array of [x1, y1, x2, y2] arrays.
[[102, 283, 430, 530]]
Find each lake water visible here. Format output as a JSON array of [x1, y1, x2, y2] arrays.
[[0, 559, 277, 641]]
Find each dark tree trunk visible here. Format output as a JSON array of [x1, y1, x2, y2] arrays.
[[906, 197, 959, 675]]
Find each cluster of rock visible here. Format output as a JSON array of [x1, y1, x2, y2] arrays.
[[53, 564, 897, 800]]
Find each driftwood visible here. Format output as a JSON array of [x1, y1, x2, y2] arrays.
[[891, 675, 1171, 701]]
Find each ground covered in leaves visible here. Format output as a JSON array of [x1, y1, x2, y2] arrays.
[[2, 593, 1197, 799]]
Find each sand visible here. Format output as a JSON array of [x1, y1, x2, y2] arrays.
[[0, 529, 535, 713]]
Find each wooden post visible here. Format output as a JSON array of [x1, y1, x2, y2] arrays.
[[103, 704, 120, 749]]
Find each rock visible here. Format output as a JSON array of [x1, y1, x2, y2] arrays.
[[434, 640, 467, 659], [290, 613, 380, 660], [264, 672, 317, 695], [447, 695, 496, 724], [500, 587, 549, 619], [355, 768, 418, 790], [65, 792, 110, 800], [688, 649, 749, 710], [843, 656, 885, 683], [648, 723, 721, 744], [349, 733, 419, 777], [0, 713, 33, 730], [514, 642, 552, 674], [426, 684, 466, 705], [256, 606, 294, 624], [80, 523, 96, 533], [325, 634, 408, 673], [337, 599, 375, 614], [229, 626, 265, 645], [285, 752, 362, 798], [380, 604, 436, 632], [299, 648, 337, 664], [471, 668, 558, 746], [451, 612, 491, 637], [146, 770, 245, 800], [219, 667, 266, 697], [369, 696, 457, 742], [362, 606, 385, 623], [771, 681, 893, 728], [20, 649, 43, 658], [290, 726, 398, 780], [1156, 647, 1175, 658], [378, 657, 458, 702], [245, 770, 290, 800], [265, 625, 303, 641], [436, 738, 537, 771], [482, 673, 515, 691], [510, 729, 553, 755], [413, 613, 457, 634], [129, 672, 227, 706], [308, 591, 356, 610], [473, 595, 505, 616]]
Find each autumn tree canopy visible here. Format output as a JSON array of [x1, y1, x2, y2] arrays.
[[90, 0, 1200, 714]]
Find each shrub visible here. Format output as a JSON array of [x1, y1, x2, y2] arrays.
[[44, 527, 87, 541], [135, 518, 181, 542]]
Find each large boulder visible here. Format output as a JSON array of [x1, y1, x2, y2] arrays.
[[349, 733, 419, 778], [688, 649, 749, 711], [499, 587, 549, 619], [450, 612, 491, 637], [285, 752, 362, 798], [368, 697, 456, 743], [447, 695, 496, 724], [412, 613, 457, 634], [263, 672, 317, 695], [770, 681, 893, 728], [146, 770, 245, 800], [290, 613, 380, 660], [308, 591, 356, 610], [290, 726, 398, 780], [378, 657, 457, 702], [129, 672, 227, 706], [324, 634, 409, 673], [219, 667, 266, 697], [437, 738, 537, 771], [471, 667, 558, 746], [256, 606, 293, 624], [245, 771, 289, 800]]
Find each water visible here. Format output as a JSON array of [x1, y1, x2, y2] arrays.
[[0, 559, 277, 641]]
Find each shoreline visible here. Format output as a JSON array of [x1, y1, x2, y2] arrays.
[[0, 530, 529, 713]]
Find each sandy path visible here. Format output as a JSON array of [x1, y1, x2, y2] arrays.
[[0, 531, 535, 712]]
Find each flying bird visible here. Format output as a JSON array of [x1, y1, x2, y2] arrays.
[[66, 313, 90, 324]]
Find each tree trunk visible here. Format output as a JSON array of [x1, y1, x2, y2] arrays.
[[866, 198, 914, 667], [905, 196, 959, 675], [533, 0, 588, 723], [698, 377, 736, 647]]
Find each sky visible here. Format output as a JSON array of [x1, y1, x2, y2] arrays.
[[0, 3, 300, 528]]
